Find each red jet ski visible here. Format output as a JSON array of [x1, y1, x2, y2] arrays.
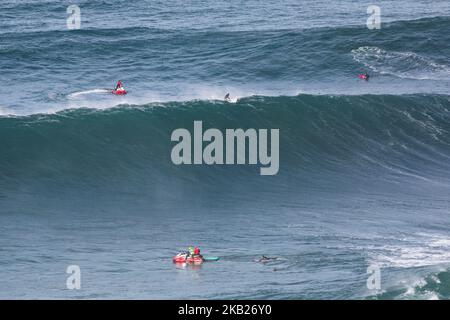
[[112, 88, 127, 95], [173, 253, 204, 264]]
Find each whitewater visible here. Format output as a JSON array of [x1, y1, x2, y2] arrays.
[[1, 0, 450, 299]]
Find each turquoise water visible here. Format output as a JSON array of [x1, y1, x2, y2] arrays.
[[1, 0, 450, 299]]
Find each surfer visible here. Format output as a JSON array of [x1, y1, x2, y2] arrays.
[[115, 80, 124, 90], [224, 93, 231, 101]]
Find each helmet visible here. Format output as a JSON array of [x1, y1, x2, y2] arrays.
[[194, 247, 200, 255]]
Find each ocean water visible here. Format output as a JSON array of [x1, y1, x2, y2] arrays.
[[1, 0, 450, 299]]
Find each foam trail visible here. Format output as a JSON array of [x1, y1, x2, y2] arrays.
[[68, 88, 111, 98], [351, 46, 450, 80]]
